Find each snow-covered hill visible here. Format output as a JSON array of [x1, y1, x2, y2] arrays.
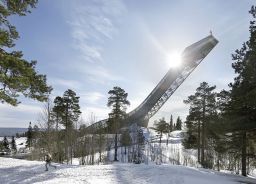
[[147, 130, 198, 167], [0, 157, 255, 184]]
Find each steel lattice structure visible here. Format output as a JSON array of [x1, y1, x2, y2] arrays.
[[87, 34, 218, 131]]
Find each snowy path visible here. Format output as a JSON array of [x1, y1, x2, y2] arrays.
[[0, 157, 255, 184]]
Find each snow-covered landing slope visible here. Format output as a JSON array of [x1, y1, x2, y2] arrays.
[[1, 158, 255, 184]]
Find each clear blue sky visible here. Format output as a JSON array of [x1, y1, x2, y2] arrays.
[[0, 0, 254, 128]]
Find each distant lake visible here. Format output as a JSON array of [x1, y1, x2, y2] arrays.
[[0, 128, 27, 137]]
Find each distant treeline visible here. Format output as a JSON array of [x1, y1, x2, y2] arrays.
[[0, 128, 27, 137]]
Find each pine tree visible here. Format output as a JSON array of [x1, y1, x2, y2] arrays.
[[183, 82, 217, 167], [166, 115, 174, 145], [52, 96, 65, 163], [3, 136, 9, 150], [11, 136, 16, 152], [169, 115, 174, 132], [211, 90, 232, 171], [0, 0, 52, 106], [220, 6, 256, 176], [32, 124, 39, 146], [53, 96, 65, 131], [61, 89, 81, 164], [120, 130, 132, 155], [78, 124, 88, 165], [0, 141, 4, 151], [26, 122, 33, 149], [137, 128, 145, 162], [107, 86, 130, 161], [95, 122, 106, 163], [137, 128, 145, 145], [152, 118, 169, 145], [183, 119, 197, 149], [61, 89, 81, 129], [175, 116, 182, 130], [120, 130, 132, 162]]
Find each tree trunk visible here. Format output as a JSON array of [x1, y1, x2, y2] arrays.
[[201, 121, 205, 166], [241, 131, 247, 176], [159, 132, 162, 145], [114, 133, 118, 161], [166, 131, 169, 146], [65, 103, 69, 164], [247, 156, 250, 175], [70, 145, 73, 165], [228, 154, 231, 170], [236, 158, 240, 174], [127, 147, 130, 163], [56, 115, 60, 163], [217, 152, 220, 171], [201, 98, 206, 167], [70, 129, 73, 165], [99, 135, 102, 163], [91, 135, 94, 165], [197, 120, 201, 164]]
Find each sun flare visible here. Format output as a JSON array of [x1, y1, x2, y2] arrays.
[[166, 51, 182, 68]]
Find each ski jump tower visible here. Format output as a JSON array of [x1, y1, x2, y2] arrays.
[[88, 34, 218, 131]]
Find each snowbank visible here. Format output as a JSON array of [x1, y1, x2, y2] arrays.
[[0, 157, 255, 184]]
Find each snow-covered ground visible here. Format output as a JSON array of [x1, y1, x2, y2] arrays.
[[0, 136, 28, 156], [0, 157, 255, 184], [0, 136, 27, 151], [148, 130, 198, 167], [15, 137, 27, 151]]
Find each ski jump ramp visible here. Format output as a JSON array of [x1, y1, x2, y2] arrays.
[[88, 34, 218, 131]]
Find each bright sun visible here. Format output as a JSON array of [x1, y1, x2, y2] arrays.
[[165, 51, 182, 68]]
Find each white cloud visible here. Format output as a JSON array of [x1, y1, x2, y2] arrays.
[[0, 103, 42, 127], [68, 0, 126, 63], [0, 103, 42, 114], [64, 0, 126, 86], [217, 17, 248, 39], [50, 78, 83, 90], [0, 117, 31, 128], [81, 106, 109, 124], [85, 65, 123, 84], [80, 92, 106, 104]]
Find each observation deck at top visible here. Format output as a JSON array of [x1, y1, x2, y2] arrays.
[[88, 34, 218, 131]]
